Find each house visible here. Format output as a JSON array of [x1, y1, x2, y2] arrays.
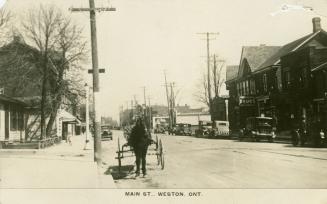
[[0, 36, 81, 144], [226, 45, 281, 130], [226, 17, 327, 132], [0, 94, 27, 146], [56, 109, 81, 141], [277, 17, 327, 130]]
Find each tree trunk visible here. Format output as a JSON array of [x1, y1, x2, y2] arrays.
[[40, 66, 47, 140], [46, 109, 58, 137]]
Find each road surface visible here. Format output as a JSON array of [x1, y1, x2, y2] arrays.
[[102, 130, 327, 188]]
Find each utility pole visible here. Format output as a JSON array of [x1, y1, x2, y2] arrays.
[[131, 99, 134, 120], [148, 96, 152, 129], [197, 32, 219, 120], [142, 86, 147, 106], [119, 105, 123, 127], [133, 95, 138, 106], [141, 86, 147, 121], [163, 70, 171, 129], [84, 83, 90, 150], [170, 83, 176, 126], [70, 0, 116, 166]]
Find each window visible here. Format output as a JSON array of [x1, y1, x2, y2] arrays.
[[284, 71, 291, 89], [236, 83, 241, 96], [299, 68, 306, 88], [9, 106, 23, 131], [10, 108, 18, 131], [263, 74, 268, 92], [242, 81, 246, 95], [245, 80, 249, 95], [18, 112, 24, 131], [250, 79, 256, 95]]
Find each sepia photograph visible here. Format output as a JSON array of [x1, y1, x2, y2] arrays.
[[1, 0, 327, 203]]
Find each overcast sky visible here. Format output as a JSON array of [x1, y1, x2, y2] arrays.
[[4, 0, 327, 120]]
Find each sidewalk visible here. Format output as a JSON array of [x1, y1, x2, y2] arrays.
[[0, 135, 116, 188]]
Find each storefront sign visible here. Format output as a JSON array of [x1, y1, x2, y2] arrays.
[[239, 96, 255, 106]]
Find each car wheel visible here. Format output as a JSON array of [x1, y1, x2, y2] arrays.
[[268, 137, 274, 143]]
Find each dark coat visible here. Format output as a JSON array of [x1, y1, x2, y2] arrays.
[[130, 123, 150, 148]]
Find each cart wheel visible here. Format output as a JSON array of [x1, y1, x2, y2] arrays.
[[156, 138, 161, 165], [155, 135, 159, 150], [117, 138, 122, 174], [161, 152, 165, 170], [157, 152, 161, 165], [159, 140, 165, 170]]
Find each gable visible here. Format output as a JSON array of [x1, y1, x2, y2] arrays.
[[226, 65, 239, 82], [238, 46, 281, 75], [238, 58, 251, 78]]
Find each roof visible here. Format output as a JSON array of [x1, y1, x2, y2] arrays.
[[257, 31, 322, 71], [239, 45, 281, 73], [0, 94, 27, 106], [312, 61, 327, 72], [226, 65, 239, 82]]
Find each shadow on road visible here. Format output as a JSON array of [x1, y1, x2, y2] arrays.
[[105, 165, 135, 180]]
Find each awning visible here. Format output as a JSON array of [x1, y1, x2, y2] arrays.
[[58, 110, 81, 125]]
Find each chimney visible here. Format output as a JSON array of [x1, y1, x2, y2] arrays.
[[312, 17, 321, 33]]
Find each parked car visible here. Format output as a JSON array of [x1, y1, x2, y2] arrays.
[[173, 123, 192, 136], [212, 121, 230, 138], [195, 120, 213, 138], [239, 117, 276, 142], [101, 125, 113, 141]]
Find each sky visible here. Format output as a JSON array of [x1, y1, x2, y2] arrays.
[[3, 0, 327, 120]]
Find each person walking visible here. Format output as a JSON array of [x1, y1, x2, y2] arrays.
[[129, 117, 151, 177]]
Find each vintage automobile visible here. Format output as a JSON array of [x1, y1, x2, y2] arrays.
[[239, 117, 276, 142], [101, 125, 113, 141], [173, 123, 192, 136], [212, 120, 230, 138], [195, 120, 213, 138]]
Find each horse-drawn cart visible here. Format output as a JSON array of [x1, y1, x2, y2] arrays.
[[115, 133, 165, 175]]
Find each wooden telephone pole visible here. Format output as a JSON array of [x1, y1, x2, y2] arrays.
[[197, 32, 219, 120], [163, 70, 172, 129], [70, 0, 116, 166]]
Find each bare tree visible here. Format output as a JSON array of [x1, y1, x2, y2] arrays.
[[20, 5, 87, 138], [21, 5, 62, 140], [45, 15, 87, 136], [193, 72, 210, 107], [194, 55, 226, 109], [0, 8, 11, 45], [212, 55, 225, 98]]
